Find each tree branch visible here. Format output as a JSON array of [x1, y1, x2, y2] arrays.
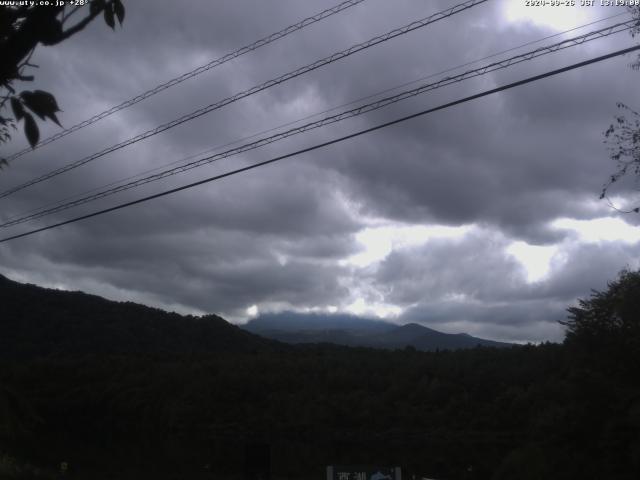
[[57, 3, 107, 42]]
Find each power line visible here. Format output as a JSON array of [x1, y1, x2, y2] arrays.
[[1, 19, 634, 229], [0, 0, 488, 200], [2, 0, 368, 162], [2, 44, 638, 244], [6, 10, 625, 225], [5, 9, 628, 225], [3, 19, 633, 227]]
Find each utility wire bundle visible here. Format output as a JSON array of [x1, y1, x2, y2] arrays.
[[3, 0, 369, 162], [0, 0, 487, 200], [1, 0, 638, 243]]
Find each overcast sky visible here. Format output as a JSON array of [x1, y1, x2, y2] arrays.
[[1, 0, 639, 342]]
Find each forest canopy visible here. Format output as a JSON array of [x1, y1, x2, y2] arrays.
[[0, 270, 639, 479]]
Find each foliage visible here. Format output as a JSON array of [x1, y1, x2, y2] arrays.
[[0, 274, 279, 358], [601, 7, 640, 210], [561, 269, 640, 380], [1, 344, 637, 479], [0, 0, 125, 155], [562, 269, 640, 345], [1, 273, 639, 478], [0, 453, 56, 479], [631, 6, 640, 70], [602, 103, 640, 212]]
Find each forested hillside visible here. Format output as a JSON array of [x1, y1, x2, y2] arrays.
[[0, 274, 279, 358], [1, 271, 639, 479]]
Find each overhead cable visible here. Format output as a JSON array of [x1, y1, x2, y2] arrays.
[[9, 9, 625, 225], [2, 0, 369, 162], [0, 0, 488, 199], [1, 19, 634, 229], [2, 44, 638, 243]]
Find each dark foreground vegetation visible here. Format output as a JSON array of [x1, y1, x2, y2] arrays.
[[0, 271, 639, 479]]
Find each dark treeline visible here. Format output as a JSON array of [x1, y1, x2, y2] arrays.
[[0, 272, 639, 479]]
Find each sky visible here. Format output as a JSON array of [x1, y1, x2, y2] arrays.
[[1, 0, 639, 343]]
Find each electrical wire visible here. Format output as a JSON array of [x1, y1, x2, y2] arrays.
[[2, 0, 369, 162], [1, 19, 634, 229], [0, 0, 488, 200], [5, 10, 626, 225], [2, 44, 638, 244]]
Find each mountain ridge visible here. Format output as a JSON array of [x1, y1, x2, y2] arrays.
[[243, 312, 513, 351], [1, 273, 512, 357], [0, 273, 281, 359]]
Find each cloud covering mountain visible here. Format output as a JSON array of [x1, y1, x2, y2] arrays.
[[1, 0, 639, 343]]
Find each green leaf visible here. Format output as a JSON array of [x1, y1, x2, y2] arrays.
[[20, 90, 62, 127], [104, 4, 115, 29], [10, 97, 24, 121], [23, 112, 39, 148], [114, 0, 125, 25]]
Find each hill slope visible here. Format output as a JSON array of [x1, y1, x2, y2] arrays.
[[0, 274, 279, 359]]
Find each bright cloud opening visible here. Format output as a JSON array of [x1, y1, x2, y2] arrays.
[[342, 223, 474, 268], [344, 297, 402, 318], [506, 241, 558, 283], [551, 217, 640, 244]]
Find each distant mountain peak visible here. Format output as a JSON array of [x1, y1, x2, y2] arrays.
[[242, 312, 512, 351], [245, 311, 396, 334]]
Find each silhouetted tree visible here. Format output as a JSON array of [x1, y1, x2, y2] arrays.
[[562, 269, 640, 343], [2, 273, 640, 477], [601, 7, 640, 210], [561, 269, 640, 380], [0, 0, 125, 158]]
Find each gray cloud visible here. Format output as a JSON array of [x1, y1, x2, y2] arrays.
[[370, 227, 640, 341], [400, 299, 567, 343], [1, 0, 639, 342]]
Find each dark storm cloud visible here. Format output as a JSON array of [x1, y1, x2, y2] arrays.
[[370, 226, 640, 341], [328, 70, 637, 243], [372, 230, 525, 306], [1, 0, 639, 340], [374, 227, 640, 306], [0, 221, 354, 317], [527, 240, 640, 300], [399, 298, 567, 342], [304, 3, 639, 242], [0, 157, 362, 318]]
